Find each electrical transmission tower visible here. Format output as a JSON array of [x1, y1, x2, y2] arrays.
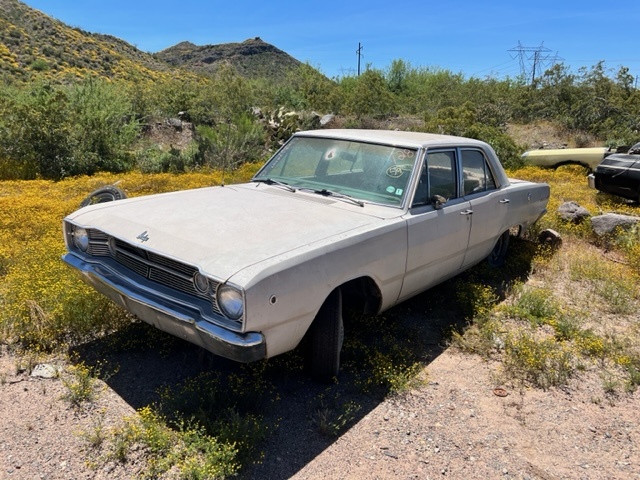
[[508, 42, 563, 84]]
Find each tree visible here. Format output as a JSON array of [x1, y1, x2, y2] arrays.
[[342, 68, 395, 118], [386, 59, 409, 94]]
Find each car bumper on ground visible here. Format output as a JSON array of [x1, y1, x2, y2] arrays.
[[62, 253, 266, 363]]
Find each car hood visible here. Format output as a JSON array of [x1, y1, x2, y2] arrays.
[[596, 153, 640, 171], [66, 183, 398, 281]]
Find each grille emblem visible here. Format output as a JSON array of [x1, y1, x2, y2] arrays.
[[136, 230, 150, 242]]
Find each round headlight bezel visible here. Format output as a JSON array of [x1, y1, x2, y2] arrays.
[[72, 227, 89, 252], [217, 284, 244, 320], [193, 272, 210, 294], [107, 237, 118, 256]]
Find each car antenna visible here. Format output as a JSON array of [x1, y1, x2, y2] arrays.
[[221, 118, 233, 187]]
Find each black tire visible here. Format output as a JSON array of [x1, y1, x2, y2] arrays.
[[80, 186, 127, 208], [307, 289, 344, 382], [487, 231, 510, 267]]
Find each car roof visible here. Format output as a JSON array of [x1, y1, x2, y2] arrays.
[[295, 129, 488, 150]]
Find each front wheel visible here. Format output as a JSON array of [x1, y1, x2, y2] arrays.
[[487, 231, 510, 267], [307, 289, 344, 382]]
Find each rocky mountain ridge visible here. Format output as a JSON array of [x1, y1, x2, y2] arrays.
[[0, 0, 304, 82], [155, 37, 302, 80]]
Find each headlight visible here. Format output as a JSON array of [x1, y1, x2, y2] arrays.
[[193, 272, 210, 294], [217, 284, 244, 320], [72, 227, 89, 252]]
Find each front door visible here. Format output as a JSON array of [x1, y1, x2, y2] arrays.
[[400, 149, 472, 301]]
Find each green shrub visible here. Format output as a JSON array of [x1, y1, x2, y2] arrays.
[[0, 79, 139, 180], [503, 331, 576, 389], [62, 362, 97, 406], [421, 102, 524, 169], [341, 69, 396, 119], [197, 114, 266, 169], [135, 141, 201, 173], [109, 407, 239, 479], [29, 59, 49, 72]]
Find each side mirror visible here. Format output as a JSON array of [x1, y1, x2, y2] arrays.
[[431, 195, 447, 210]]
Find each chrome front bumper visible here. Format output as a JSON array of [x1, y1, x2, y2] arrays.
[[62, 253, 266, 363], [587, 173, 596, 190]]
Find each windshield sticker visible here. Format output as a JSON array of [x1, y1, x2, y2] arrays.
[[386, 165, 404, 178], [394, 148, 415, 162]]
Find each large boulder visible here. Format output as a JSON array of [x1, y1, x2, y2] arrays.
[[558, 201, 590, 223], [320, 114, 335, 126], [591, 213, 640, 236]]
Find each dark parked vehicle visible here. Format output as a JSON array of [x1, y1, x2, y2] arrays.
[[588, 143, 640, 203]]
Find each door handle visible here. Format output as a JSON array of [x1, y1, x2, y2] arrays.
[[460, 209, 473, 215], [499, 199, 510, 204]]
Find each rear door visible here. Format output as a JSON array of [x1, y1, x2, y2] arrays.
[[460, 148, 510, 268]]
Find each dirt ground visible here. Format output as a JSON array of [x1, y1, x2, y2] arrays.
[[1, 339, 638, 480], [289, 354, 639, 480]]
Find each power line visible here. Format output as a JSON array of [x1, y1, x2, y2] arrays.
[[508, 41, 563, 84], [470, 58, 521, 78]]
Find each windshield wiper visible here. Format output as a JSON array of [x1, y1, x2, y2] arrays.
[[252, 178, 296, 192], [300, 187, 365, 207]]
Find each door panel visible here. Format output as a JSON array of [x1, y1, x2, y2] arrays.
[[461, 190, 510, 267], [400, 199, 472, 300], [460, 149, 509, 268], [400, 149, 471, 300]]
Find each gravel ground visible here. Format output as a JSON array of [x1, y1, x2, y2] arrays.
[[1, 343, 638, 480], [0, 354, 139, 479], [289, 354, 639, 480]]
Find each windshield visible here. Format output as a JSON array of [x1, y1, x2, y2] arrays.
[[253, 136, 419, 206]]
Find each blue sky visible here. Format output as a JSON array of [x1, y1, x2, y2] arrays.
[[24, 0, 640, 81]]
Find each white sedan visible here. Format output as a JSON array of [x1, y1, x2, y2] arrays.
[[63, 130, 550, 381]]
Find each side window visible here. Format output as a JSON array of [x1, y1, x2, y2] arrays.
[[461, 149, 496, 196], [413, 150, 457, 206]]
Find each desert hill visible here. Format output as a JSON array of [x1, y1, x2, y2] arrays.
[[0, 0, 306, 82]]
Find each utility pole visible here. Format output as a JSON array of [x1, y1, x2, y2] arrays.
[[356, 42, 363, 76]]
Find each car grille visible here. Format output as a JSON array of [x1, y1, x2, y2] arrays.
[[81, 227, 237, 326]]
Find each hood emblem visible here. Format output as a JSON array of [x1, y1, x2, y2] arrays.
[[136, 230, 150, 242]]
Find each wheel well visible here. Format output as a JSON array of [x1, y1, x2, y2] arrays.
[[509, 225, 522, 237], [339, 276, 382, 315], [554, 160, 591, 171]]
